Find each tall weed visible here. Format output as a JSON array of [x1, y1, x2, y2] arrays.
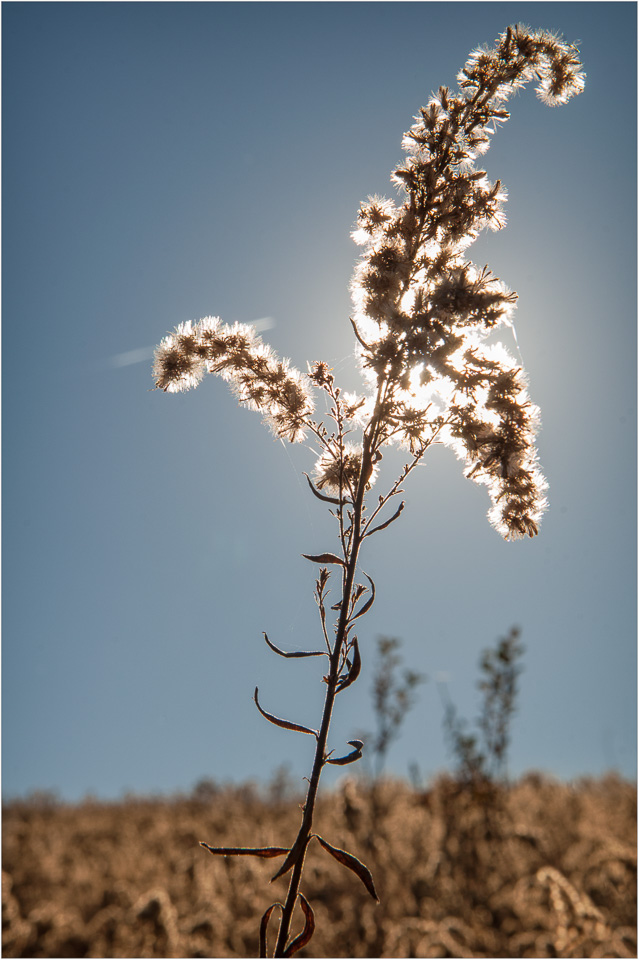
[[152, 26, 585, 954]]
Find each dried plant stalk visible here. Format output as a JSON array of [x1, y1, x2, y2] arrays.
[[153, 24, 584, 957]]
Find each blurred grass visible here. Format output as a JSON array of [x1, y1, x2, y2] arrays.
[[2, 772, 635, 958]]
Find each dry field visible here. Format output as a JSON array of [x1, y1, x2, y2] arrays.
[[2, 773, 636, 958]]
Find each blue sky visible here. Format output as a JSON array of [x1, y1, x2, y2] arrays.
[[3, 2, 636, 801]]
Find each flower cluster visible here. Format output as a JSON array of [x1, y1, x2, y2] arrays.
[[314, 443, 379, 498], [153, 318, 314, 442], [349, 25, 584, 536], [154, 25, 584, 538]]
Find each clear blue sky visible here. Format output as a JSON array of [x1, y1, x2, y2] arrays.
[[3, 2, 636, 802]]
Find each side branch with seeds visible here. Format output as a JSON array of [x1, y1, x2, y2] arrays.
[[153, 24, 584, 957]]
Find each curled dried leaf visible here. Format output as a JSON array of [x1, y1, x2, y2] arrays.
[[263, 632, 326, 659], [260, 902, 283, 958], [271, 832, 308, 882], [349, 316, 372, 350], [314, 835, 379, 901], [349, 574, 376, 623], [254, 688, 319, 738], [283, 894, 315, 957], [336, 637, 361, 692], [364, 500, 405, 538], [303, 472, 342, 505], [325, 738, 363, 765]]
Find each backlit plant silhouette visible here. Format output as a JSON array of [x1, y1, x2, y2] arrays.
[[440, 625, 526, 785], [154, 25, 584, 957], [366, 636, 426, 782]]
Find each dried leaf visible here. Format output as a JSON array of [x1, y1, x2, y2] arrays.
[[349, 316, 372, 350], [263, 632, 326, 659], [283, 894, 315, 957], [200, 843, 288, 859], [254, 688, 318, 738], [303, 472, 342, 505], [364, 500, 405, 538], [349, 574, 376, 623], [260, 902, 282, 958], [271, 833, 308, 882], [325, 739, 363, 765], [314, 835, 379, 901], [336, 636, 361, 693], [302, 552, 345, 565]]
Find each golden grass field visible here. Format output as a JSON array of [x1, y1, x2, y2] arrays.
[[2, 773, 635, 958]]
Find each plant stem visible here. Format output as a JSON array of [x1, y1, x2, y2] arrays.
[[273, 439, 373, 957]]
